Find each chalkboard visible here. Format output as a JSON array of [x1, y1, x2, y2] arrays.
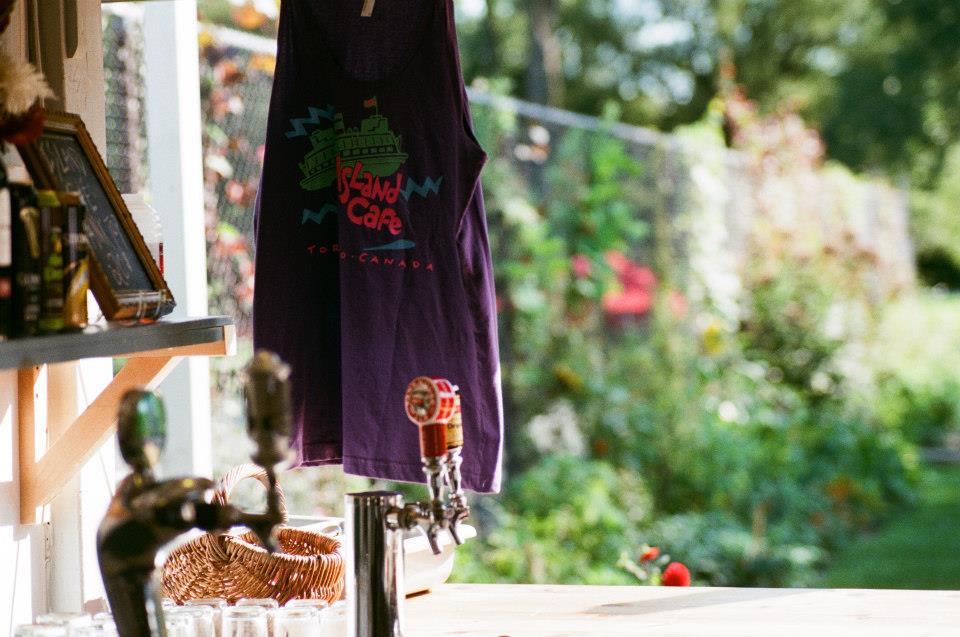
[[35, 130, 153, 293], [17, 112, 174, 320]]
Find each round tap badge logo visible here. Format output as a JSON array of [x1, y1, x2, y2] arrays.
[[405, 376, 457, 425]]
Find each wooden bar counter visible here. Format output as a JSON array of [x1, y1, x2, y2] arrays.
[[405, 583, 960, 636]]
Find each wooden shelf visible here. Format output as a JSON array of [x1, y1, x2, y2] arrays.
[[0, 316, 233, 369], [17, 316, 236, 524]]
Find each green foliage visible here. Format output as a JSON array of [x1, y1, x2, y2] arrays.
[[822, 466, 960, 590], [455, 89, 927, 589], [869, 294, 960, 448], [911, 144, 960, 286], [454, 455, 650, 585], [645, 511, 824, 588], [458, 1, 960, 192]]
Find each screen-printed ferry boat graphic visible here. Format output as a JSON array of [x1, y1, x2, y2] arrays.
[[298, 102, 408, 191]]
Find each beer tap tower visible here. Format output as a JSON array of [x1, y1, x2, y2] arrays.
[[97, 352, 291, 637], [344, 376, 471, 637]]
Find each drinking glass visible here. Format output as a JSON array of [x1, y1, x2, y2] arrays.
[[236, 599, 278, 633], [318, 601, 345, 637], [35, 613, 92, 632], [91, 613, 115, 626], [186, 599, 228, 609], [72, 626, 118, 637], [271, 607, 321, 637], [165, 614, 195, 637], [285, 599, 329, 635], [14, 626, 68, 637], [186, 598, 229, 637], [236, 599, 279, 610], [285, 599, 329, 612], [221, 607, 267, 637], [167, 606, 216, 637]]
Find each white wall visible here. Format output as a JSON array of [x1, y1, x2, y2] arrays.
[[1, 1, 115, 630], [1, 5, 43, 630], [0, 368, 45, 632]]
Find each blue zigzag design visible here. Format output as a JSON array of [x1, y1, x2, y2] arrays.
[[400, 175, 444, 201], [301, 204, 339, 225], [362, 239, 416, 251], [285, 105, 336, 138]]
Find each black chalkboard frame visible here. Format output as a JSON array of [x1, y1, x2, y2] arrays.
[[17, 111, 175, 320]]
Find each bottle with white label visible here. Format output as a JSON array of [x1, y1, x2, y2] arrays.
[[0, 161, 12, 340], [122, 193, 163, 275]]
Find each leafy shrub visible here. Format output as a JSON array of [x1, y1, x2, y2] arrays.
[[454, 455, 651, 585]]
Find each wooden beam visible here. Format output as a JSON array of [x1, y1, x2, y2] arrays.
[[19, 355, 182, 524], [17, 366, 44, 524], [16, 319, 234, 524]]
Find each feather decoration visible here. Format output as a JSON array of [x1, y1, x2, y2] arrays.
[[0, 52, 54, 116]]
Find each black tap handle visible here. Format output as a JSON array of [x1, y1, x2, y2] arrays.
[[117, 389, 167, 475], [448, 521, 463, 546], [426, 523, 443, 555], [244, 350, 293, 469]]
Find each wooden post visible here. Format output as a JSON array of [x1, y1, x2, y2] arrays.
[[16, 367, 45, 525]]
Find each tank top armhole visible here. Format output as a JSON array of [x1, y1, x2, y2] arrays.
[[441, 0, 487, 168]]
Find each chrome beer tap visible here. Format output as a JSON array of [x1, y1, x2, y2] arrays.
[[345, 376, 470, 637], [403, 375, 459, 555], [97, 351, 291, 637], [442, 389, 470, 545]]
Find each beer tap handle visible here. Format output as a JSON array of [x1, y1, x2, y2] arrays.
[[427, 525, 443, 555], [405, 376, 459, 555], [445, 389, 464, 451], [116, 389, 167, 480], [243, 350, 293, 551], [443, 389, 469, 546], [419, 421, 447, 461], [404, 376, 458, 429], [447, 520, 462, 545], [244, 350, 293, 470]]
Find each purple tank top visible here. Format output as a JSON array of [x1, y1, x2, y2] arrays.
[[253, 0, 503, 492]]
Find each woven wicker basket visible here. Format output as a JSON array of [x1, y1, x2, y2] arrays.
[[161, 463, 344, 605]]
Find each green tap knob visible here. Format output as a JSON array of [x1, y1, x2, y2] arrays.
[[116, 389, 166, 474]]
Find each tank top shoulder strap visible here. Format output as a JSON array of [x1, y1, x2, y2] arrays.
[[433, 0, 487, 170]]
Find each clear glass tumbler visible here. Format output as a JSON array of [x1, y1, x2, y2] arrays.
[[221, 607, 268, 637], [13, 626, 68, 637], [285, 599, 329, 612], [167, 606, 216, 637], [186, 598, 229, 637], [236, 598, 279, 634], [165, 614, 196, 637], [35, 613, 92, 633], [318, 601, 346, 637], [271, 607, 321, 637], [72, 626, 119, 637], [235, 599, 279, 611]]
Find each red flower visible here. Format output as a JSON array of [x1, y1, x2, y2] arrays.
[[571, 254, 592, 279], [639, 547, 660, 563], [661, 562, 691, 586], [0, 104, 45, 145], [602, 251, 657, 316]]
